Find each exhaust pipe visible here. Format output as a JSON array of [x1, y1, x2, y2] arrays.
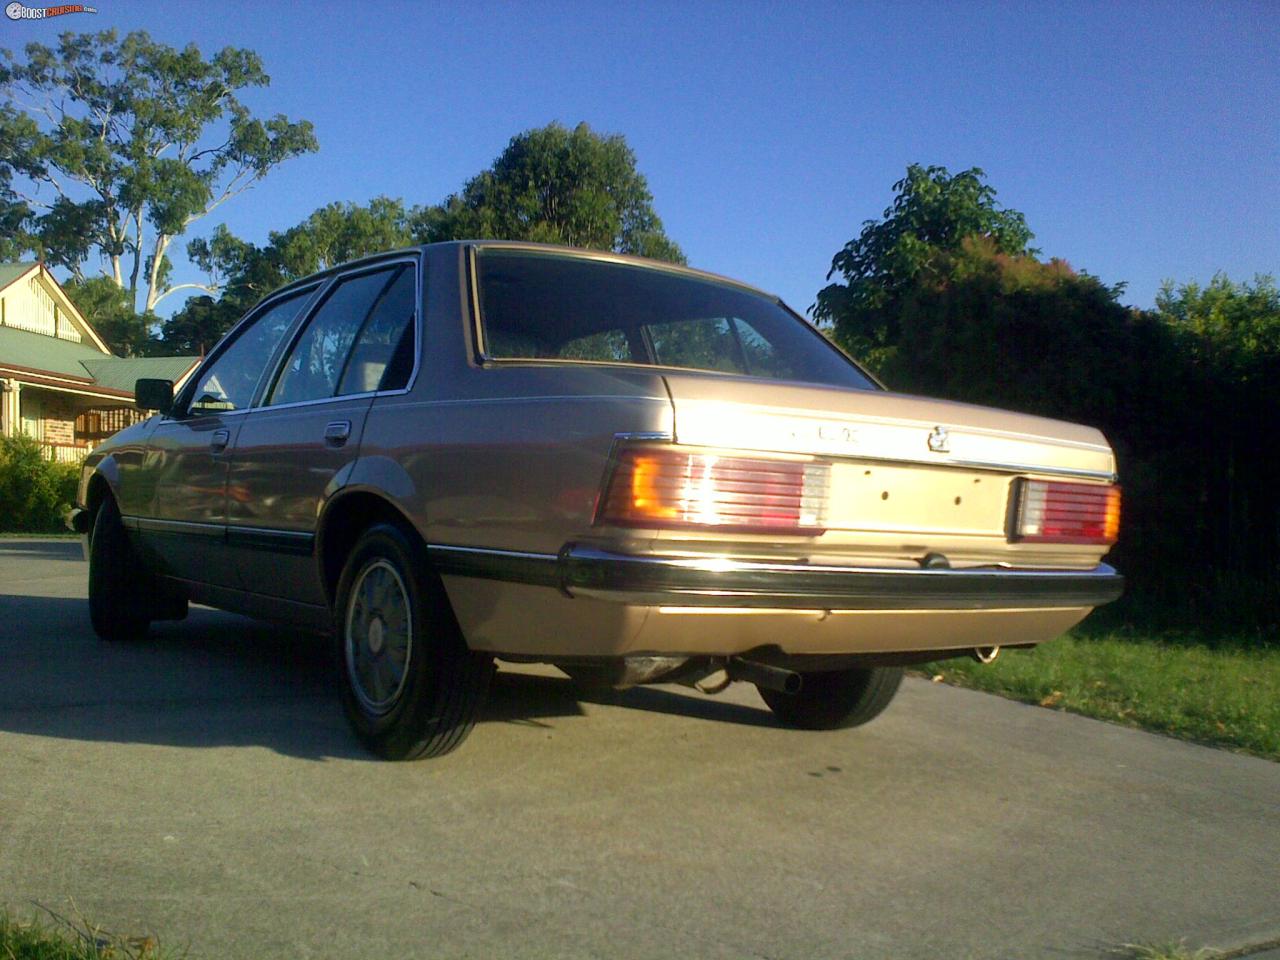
[[726, 657, 803, 694], [971, 646, 1001, 664]]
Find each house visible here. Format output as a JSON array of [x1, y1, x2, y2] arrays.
[[0, 262, 201, 461]]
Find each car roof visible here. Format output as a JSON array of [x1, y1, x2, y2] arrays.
[[266, 241, 778, 303]]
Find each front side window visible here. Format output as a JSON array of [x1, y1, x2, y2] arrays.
[[475, 249, 876, 390], [188, 289, 313, 415], [268, 264, 414, 406]]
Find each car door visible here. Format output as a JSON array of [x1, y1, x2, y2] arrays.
[[226, 259, 420, 605], [138, 288, 316, 586]]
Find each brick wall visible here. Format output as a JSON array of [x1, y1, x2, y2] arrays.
[[38, 391, 80, 445]]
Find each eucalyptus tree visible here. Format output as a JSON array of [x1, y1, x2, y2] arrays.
[[0, 29, 317, 315]]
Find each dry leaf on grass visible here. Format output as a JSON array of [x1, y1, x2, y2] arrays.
[[1039, 690, 1064, 707]]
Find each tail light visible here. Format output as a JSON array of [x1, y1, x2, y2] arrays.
[[1014, 479, 1121, 544], [598, 445, 829, 533]]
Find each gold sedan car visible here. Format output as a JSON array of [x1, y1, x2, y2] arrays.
[[72, 242, 1123, 760]]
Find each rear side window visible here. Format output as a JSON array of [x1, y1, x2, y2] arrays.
[[475, 249, 875, 390], [268, 264, 416, 406]]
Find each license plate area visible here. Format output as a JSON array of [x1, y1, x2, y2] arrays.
[[824, 462, 1011, 536]]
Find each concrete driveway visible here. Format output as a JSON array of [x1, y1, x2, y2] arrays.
[[1, 537, 1277, 959]]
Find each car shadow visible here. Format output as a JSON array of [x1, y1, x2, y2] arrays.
[[0, 588, 776, 760]]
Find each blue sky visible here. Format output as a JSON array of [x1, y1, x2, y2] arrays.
[[6, 0, 1277, 317]]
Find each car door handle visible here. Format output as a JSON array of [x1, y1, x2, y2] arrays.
[[324, 420, 352, 447], [210, 429, 230, 452]]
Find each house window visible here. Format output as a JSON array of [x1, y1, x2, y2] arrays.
[[75, 406, 143, 442]]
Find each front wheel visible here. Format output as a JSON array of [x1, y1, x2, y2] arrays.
[[88, 497, 152, 643], [758, 666, 903, 730], [334, 524, 493, 760]]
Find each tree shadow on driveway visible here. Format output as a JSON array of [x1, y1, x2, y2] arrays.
[[0, 589, 776, 760]]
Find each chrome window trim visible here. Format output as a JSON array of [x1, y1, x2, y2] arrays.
[[411, 395, 674, 409], [244, 390, 381, 414]]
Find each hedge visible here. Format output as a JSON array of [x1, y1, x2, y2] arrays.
[[0, 434, 81, 533]]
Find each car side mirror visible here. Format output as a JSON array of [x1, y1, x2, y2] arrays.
[[135, 378, 174, 415]]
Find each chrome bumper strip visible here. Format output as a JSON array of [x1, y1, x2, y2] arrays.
[[428, 543, 1124, 611]]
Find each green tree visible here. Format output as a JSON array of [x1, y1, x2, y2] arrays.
[[1152, 273, 1280, 580], [154, 293, 235, 356], [0, 30, 317, 313], [184, 194, 412, 307], [884, 237, 1173, 430], [0, 162, 32, 261], [185, 222, 283, 313], [177, 196, 414, 351], [412, 122, 685, 263], [814, 164, 1034, 368], [268, 196, 414, 278], [173, 125, 685, 357], [1154, 273, 1280, 387], [61, 275, 151, 356]]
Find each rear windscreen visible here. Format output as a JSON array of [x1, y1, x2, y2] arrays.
[[475, 249, 877, 391]]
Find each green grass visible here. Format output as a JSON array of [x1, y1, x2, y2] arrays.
[[0, 911, 174, 960], [924, 627, 1280, 761]]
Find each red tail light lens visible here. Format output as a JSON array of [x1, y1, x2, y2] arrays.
[[598, 446, 829, 533], [1014, 480, 1121, 544]]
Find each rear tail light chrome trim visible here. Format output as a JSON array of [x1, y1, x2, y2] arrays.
[[1013, 479, 1121, 545], [596, 445, 830, 534]]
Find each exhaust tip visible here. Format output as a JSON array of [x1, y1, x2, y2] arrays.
[[725, 656, 803, 695]]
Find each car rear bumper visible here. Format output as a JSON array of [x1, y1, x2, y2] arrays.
[[428, 543, 1124, 611]]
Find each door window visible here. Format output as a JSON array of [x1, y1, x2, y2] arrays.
[[188, 290, 313, 415], [337, 266, 417, 395], [268, 266, 412, 406]]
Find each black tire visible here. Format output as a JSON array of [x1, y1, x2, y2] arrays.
[[758, 666, 904, 730], [334, 523, 494, 761], [88, 496, 151, 643]]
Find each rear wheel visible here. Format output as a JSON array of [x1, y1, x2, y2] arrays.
[[334, 523, 494, 760], [88, 496, 151, 643], [758, 666, 903, 730]]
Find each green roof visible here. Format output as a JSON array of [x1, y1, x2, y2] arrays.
[[81, 355, 199, 392], [0, 325, 110, 379], [1, 263, 200, 394], [0, 325, 198, 394], [0, 262, 36, 292]]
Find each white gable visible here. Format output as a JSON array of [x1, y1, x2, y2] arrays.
[[0, 266, 112, 355]]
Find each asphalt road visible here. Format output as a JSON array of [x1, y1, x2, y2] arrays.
[[1, 538, 1277, 960]]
